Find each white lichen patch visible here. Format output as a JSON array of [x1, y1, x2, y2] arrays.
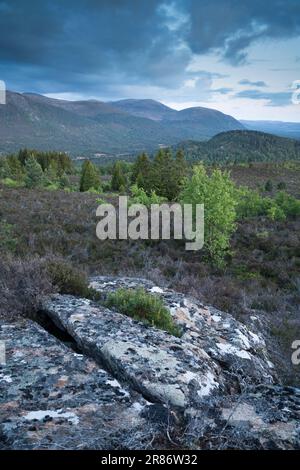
[[0, 374, 12, 383], [211, 315, 222, 323], [145, 382, 186, 408], [235, 329, 251, 349], [131, 402, 145, 413], [249, 331, 261, 344], [106, 378, 130, 397], [197, 371, 219, 397], [216, 342, 251, 360], [150, 286, 164, 294]]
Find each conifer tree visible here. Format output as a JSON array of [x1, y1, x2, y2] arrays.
[[44, 163, 58, 186], [0, 158, 12, 179], [151, 148, 174, 200], [7, 155, 24, 181], [59, 173, 71, 189], [24, 156, 44, 188], [79, 160, 101, 192], [131, 153, 151, 191], [111, 161, 127, 191], [171, 149, 188, 199]]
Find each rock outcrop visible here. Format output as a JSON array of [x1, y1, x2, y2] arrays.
[[0, 321, 151, 449], [89, 277, 276, 388], [1, 276, 299, 449]]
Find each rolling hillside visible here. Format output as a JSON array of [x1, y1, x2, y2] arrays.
[[173, 130, 300, 163]]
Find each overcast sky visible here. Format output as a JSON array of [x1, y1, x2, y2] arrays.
[[0, 0, 300, 121]]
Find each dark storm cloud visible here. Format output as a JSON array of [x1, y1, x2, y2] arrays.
[[236, 89, 292, 106], [0, 0, 299, 95], [185, 0, 300, 65], [239, 79, 267, 87]]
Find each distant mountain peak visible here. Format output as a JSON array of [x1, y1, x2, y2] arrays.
[[0, 90, 245, 156]]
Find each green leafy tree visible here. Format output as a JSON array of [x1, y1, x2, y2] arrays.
[[80, 160, 101, 192], [24, 156, 44, 189], [180, 164, 237, 265], [111, 161, 127, 191], [130, 184, 167, 206]]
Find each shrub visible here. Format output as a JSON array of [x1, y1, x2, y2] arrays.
[[105, 287, 181, 336], [267, 204, 286, 221], [0, 221, 18, 253], [130, 184, 167, 206], [45, 183, 60, 191], [274, 191, 300, 218], [1, 177, 23, 188], [265, 179, 273, 192], [236, 188, 300, 221], [87, 187, 101, 194], [277, 181, 286, 190], [236, 188, 270, 218], [102, 181, 111, 192], [96, 197, 106, 204], [0, 256, 52, 319], [43, 258, 93, 297]]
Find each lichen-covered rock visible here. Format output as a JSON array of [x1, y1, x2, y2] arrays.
[[2, 276, 299, 449], [0, 321, 150, 449], [43, 295, 224, 410], [89, 276, 276, 387], [191, 385, 300, 450]]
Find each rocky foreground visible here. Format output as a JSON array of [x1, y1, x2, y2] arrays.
[[0, 277, 299, 449]]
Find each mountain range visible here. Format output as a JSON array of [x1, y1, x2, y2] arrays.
[[0, 91, 244, 156], [1, 91, 300, 160]]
